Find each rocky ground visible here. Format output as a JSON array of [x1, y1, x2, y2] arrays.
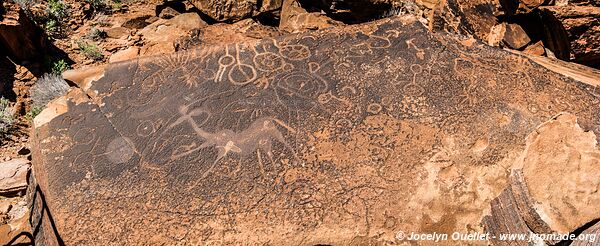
[[0, 0, 599, 244]]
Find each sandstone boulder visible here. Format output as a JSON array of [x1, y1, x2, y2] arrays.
[[109, 46, 140, 63], [137, 12, 207, 56], [430, 0, 500, 40], [503, 23, 531, 49], [540, 5, 600, 68], [177, 19, 284, 49], [279, 0, 342, 33], [189, 0, 282, 22], [31, 16, 600, 245], [105, 26, 130, 39]]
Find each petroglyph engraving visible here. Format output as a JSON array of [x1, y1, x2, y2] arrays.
[[366, 35, 392, 49], [253, 52, 285, 72], [402, 64, 425, 96], [170, 104, 297, 183], [228, 44, 258, 85], [136, 120, 156, 137], [279, 44, 311, 60], [73, 127, 96, 145], [406, 38, 425, 60], [105, 137, 135, 164], [367, 103, 383, 114], [274, 71, 329, 109], [32, 17, 600, 245], [216, 47, 235, 82]]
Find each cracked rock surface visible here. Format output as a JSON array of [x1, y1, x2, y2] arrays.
[[31, 16, 600, 244]]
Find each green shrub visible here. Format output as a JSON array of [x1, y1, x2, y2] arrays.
[[77, 40, 104, 61], [0, 98, 15, 138], [44, 57, 70, 74], [85, 0, 126, 13], [52, 59, 70, 74], [112, 0, 123, 11], [46, 0, 68, 20], [44, 19, 60, 37], [43, 0, 69, 37], [26, 106, 44, 122], [87, 27, 107, 41], [86, 0, 107, 12]]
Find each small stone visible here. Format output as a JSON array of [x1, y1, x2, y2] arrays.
[[158, 6, 181, 19], [0, 200, 11, 215], [523, 41, 546, 56], [122, 15, 155, 29], [487, 23, 506, 47], [17, 147, 30, 156], [503, 23, 531, 49], [156, 0, 186, 19], [105, 27, 130, 39]]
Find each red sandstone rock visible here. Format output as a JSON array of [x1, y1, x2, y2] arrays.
[[30, 16, 600, 245], [0, 0, 46, 61], [0, 159, 30, 196]]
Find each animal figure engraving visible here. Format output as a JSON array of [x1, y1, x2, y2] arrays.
[[169, 105, 297, 187]]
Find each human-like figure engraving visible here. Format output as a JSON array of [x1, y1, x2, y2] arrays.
[[228, 44, 258, 85], [402, 64, 425, 97], [215, 47, 235, 82]]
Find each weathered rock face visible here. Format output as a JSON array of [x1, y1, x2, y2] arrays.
[[0, 159, 30, 196], [31, 16, 600, 244], [279, 0, 342, 33], [520, 114, 600, 234], [189, 0, 282, 22], [483, 113, 600, 245], [431, 0, 500, 40], [571, 222, 600, 246], [540, 5, 600, 68], [0, 0, 46, 61], [137, 12, 207, 56]]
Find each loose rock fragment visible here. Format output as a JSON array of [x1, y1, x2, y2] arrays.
[[0, 159, 30, 196], [503, 23, 532, 49]]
